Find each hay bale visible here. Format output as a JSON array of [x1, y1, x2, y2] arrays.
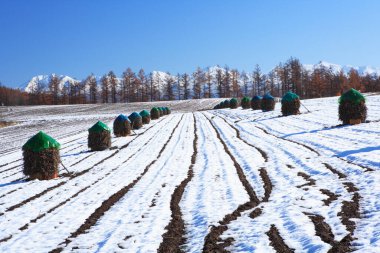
[[162, 107, 168, 115], [281, 92, 300, 116], [251, 95, 262, 110], [261, 94, 275, 111], [140, 110, 151, 124], [151, 107, 160, 119], [113, 114, 131, 137], [230, 98, 238, 109], [241, 96, 251, 109], [22, 131, 60, 180], [165, 107, 171, 114], [158, 107, 164, 117], [129, 112, 143, 129], [222, 99, 230, 109], [339, 89, 367, 125], [88, 121, 111, 151]]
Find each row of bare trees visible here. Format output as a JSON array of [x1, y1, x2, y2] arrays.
[[1, 57, 380, 106]]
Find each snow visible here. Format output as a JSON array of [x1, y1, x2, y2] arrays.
[[0, 95, 379, 252]]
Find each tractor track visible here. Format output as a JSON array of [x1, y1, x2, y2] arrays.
[[158, 114, 198, 253], [266, 224, 295, 253], [50, 115, 184, 253]]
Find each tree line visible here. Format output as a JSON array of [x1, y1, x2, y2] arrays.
[[1, 57, 380, 106]]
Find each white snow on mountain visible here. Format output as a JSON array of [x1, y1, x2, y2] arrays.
[[304, 61, 380, 76]]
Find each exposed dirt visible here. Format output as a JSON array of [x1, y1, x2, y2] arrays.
[[0, 121, 18, 128], [296, 172, 316, 188], [50, 116, 183, 252], [249, 207, 263, 219], [323, 163, 346, 179], [266, 224, 295, 253], [320, 189, 340, 206], [304, 212, 335, 245], [259, 168, 272, 202], [158, 114, 198, 253]]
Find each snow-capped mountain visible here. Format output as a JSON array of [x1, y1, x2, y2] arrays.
[[304, 61, 380, 76], [22, 74, 80, 93]]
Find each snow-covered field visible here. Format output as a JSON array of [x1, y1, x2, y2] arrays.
[[0, 95, 379, 252]]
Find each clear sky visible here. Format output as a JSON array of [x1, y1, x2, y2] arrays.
[[1, 0, 380, 87]]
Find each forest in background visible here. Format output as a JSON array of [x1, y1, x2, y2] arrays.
[[1, 57, 379, 106]]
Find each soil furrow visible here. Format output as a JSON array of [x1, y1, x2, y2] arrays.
[[202, 113, 260, 252], [266, 224, 295, 253], [158, 114, 198, 253], [50, 115, 184, 253], [320, 189, 340, 206]]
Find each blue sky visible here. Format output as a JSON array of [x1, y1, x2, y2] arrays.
[[1, 0, 380, 87]]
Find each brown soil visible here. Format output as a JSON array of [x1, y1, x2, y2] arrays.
[[296, 172, 316, 188], [158, 114, 198, 253], [339, 193, 360, 233], [0, 121, 17, 128], [88, 131, 111, 151], [259, 168, 272, 202], [23, 149, 60, 180], [249, 207, 263, 219], [266, 224, 295, 253], [305, 212, 335, 245], [320, 189, 340, 206], [323, 163, 346, 179]]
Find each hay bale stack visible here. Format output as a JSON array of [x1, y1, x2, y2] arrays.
[[158, 107, 164, 117], [113, 114, 131, 137], [88, 121, 111, 151], [223, 99, 230, 109], [129, 112, 143, 129], [162, 107, 168, 115], [151, 107, 160, 119], [338, 88, 367, 125], [241, 96, 251, 109], [281, 92, 300, 116], [251, 95, 262, 110], [22, 131, 61, 180], [230, 98, 238, 109], [261, 94, 275, 111], [140, 110, 151, 124], [165, 107, 171, 114]]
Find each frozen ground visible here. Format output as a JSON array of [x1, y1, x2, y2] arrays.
[[0, 95, 379, 252]]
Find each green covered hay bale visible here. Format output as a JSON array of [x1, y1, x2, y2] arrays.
[[261, 94, 275, 111], [113, 114, 131, 137], [88, 121, 111, 151], [151, 107, 160, 119], [281, 92, 300, 116], [230, 98, 238, 109], [338, 88, 367, 125], [241, 96, 251, 109], [158, 107, 164, 117], [129, 112, 143, 129], [22, 131, 61, 180], [222, 100, 230, 109], [165, 107, 171, 114], [140, 110, 151, 124], [251, 95, 262, 110]]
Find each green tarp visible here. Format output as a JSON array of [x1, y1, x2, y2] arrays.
[[23, 131, 61, 152], [263, 94, 274, 100], [140, 110, 150, 117], [89, 121, 111, 133], [241, 96, 250, 103], [339, 88, 365, 104], [282, 91, 299, 103]]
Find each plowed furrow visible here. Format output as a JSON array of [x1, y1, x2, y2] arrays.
[[158, 114, 198, 253]]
